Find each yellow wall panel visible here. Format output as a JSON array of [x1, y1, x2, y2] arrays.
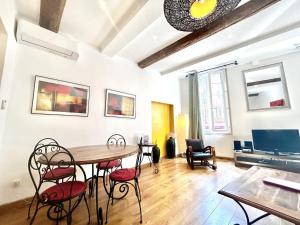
[[152, 102, 174, 157]]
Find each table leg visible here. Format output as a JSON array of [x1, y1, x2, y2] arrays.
[[142, 150, 152, 167], [233, 200, 270, 225], [86, 164, 97, 198], [102, 168, 110, 196], [148, 147, 152, 167], [96, 168, 103, 225]]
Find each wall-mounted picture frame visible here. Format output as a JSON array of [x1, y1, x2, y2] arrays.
[[31, 76, 90, 116], [105, 89, 136, 119]]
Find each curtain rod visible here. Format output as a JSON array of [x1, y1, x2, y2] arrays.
[[186, 61, 238, 77]]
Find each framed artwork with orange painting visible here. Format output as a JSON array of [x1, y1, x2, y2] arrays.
[[105, 89, 136, 119], [31, 76, 90, 116]]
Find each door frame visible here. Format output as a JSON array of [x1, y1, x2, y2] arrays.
[[0, 17, 7, 87]]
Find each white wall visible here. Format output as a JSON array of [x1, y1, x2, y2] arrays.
[[0, 33, 180, 204], [0, 0, 17, 154], [179, 51, 300, 158], [0, 18, 8, 84], [229, 51, 300, 140]]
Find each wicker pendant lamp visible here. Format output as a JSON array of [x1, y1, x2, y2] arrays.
[[164, 0, 241, 32]]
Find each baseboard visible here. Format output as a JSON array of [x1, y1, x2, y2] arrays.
[[0, 196, 32, 212], [177, 153, 186, 158], [2, 163, 153, 210], [176, 153, 233, 161], [216, 156, 234, 161]]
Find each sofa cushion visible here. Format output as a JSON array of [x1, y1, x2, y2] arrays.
[[192, 152, 212, 158], [109, 168, 138, 182], [96, 160, 121, 169], [41, 181, 86, 202]]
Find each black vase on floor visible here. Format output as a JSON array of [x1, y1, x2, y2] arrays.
[[152, 145, 160, 163], [166, 137, 176, 158]]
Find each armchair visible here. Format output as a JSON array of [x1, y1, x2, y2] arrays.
[[185, 139, 217, 170]]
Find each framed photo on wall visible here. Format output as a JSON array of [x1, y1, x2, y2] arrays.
[[31, 76, 90, 116], [105, 89, 136, 119]]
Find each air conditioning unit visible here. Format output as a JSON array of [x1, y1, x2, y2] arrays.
[[16, 19, 79, 60]]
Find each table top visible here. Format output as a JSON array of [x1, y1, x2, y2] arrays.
[[39, 144, 139, 165], [218, 166, 300, 224]]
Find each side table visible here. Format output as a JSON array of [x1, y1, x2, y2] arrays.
[[138, 143, 159, 174]]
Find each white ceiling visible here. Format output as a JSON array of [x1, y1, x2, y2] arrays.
[[14, 0, 300, 76], [15, 0, 149, 48]]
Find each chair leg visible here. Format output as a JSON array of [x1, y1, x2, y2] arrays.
[[134, 179, 143, 224], [186, 150, 190, 165], [67, 213, 72, 225], [83, 193, 91, 224], [212, 147, 217, 170], [27, 193, 36, 219], [191, 158, 194, 170], [111, 181, 116, 206], [29, 201, 39, 225], [56, 205, 60, 225], [67, 198, 73, 225]]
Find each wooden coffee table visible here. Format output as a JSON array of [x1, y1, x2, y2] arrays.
[[218, 166, 300, 225]]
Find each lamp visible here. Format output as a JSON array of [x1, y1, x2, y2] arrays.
[[176, 114, 188, 156], [190, 0, 217, 19], [164, 0, 241, 32]]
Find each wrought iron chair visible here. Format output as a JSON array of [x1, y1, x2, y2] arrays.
[[86, 134, 126, 224], [28, 143, 90, 225], [91, 134, 125, 196], [185, 139, 217, 170], [105, 146, 143, 224], [27, 138, 75, 219]]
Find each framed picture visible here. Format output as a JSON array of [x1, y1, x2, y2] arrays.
[[31, 76, 90, 116], [105, 89, 136, 119]]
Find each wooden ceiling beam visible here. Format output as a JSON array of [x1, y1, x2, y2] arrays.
[[137, 0, 281, 69], [39, 0, 67, 33]]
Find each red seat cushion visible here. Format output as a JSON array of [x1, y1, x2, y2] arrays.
[[41, 181, 86, 202], [96, 160, 121, 169], [42, 167, 75, 180], [109, 168, 137, 182]]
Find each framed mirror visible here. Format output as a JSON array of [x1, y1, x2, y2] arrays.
[[243, 63, 290, 111]]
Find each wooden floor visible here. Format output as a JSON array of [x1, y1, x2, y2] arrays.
[[0, 158, 294, 225]]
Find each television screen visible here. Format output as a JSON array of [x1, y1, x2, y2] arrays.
[[252, 129, 300, 154]]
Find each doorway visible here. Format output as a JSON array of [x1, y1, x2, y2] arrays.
[[151, 101, 174, 157], [0, 17, 7, 86]]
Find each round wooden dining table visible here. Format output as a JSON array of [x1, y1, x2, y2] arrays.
[[39, 144, 139, 225], [71, 145, 139, 225], [39, 144, 138, 165]]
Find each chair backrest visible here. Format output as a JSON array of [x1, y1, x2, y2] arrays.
[[107, 134, 126, 147], [135, 146, 143, 178], [34, 138, 59, 151], [28, 142, 83, 203], [186, 139, 204, 151]]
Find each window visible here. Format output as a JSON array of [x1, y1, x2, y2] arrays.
[[198, 69, 231, 134]]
